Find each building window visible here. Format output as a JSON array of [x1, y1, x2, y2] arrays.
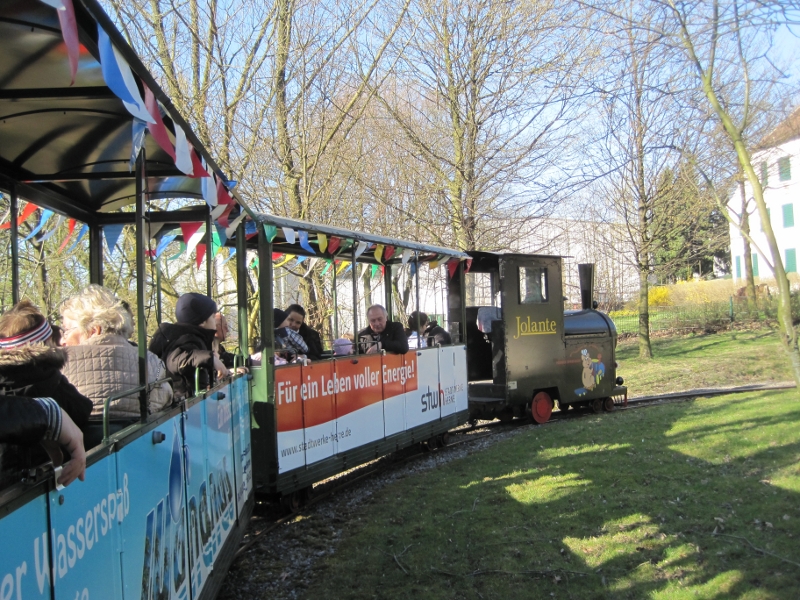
[[518, 266, 548, 304], [779, 156, 791, 181], [760, 161, 768, 186], [783, 203, 795, 228], [752, 253, 759, 277], [787, 249, 797, 274], [735, 256, 741, 279]]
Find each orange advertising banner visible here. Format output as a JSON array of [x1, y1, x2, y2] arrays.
[[275, 352, 420, 432]]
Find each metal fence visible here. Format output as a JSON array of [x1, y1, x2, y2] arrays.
[[609, 294, 800, 336]]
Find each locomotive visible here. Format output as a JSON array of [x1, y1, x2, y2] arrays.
[[448, 252, 626, 424]]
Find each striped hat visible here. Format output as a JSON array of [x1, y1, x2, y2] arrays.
[[0, 319, 53, 349]]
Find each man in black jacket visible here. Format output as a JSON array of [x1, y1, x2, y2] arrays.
[[358, 305, 409, 354]]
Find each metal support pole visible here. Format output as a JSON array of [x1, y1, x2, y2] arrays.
[[384, 264, 393, 320], [9, 185, 19, 305], [414, 253, 421, 348], [134, 148, 148, 416], [206, 210, 213, 298], [236, 220, 249, 355], [351, 245, 359, 353], [332, 262, 339, 339], [257, 229, 274, 402], [155, 255, 162, 324], [89, 225, 104, 285]]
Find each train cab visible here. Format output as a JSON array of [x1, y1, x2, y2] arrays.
[[448, 252, 626, 423]]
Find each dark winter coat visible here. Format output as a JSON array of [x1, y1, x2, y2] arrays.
[[298, 324, 324, 360], [148, 322, 217, 397], [0, 345, 92, 429], [358, 321, 409, 354], [423, 322, 452, 347], [0, 396, 63, 489]]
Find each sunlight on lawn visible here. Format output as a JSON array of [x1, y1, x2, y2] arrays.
[[562, 514, 659, 569], [505, 472, 591, 504]]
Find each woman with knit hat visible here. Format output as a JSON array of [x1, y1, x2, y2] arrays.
[[149, 292, 231, 398]]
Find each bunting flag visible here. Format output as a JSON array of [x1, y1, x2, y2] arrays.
[[215, 224, 228, 248], [179, 222, 204, 258], [446, 259, 459, 279], [190, 149, 209, 178], [282, 227, 296, 244], [130, 118, 147, 169], [274, 255, 294, 268], [272, 253, 283, 260], [220, 247, 236, 266], [216, 179, 234, 205], [327, 236, 341, 254], [195, 243, 206, 269], [374, 244, 384, 263], [303, 258, 319, 278], [410, 261, 417, 277], [371, 264, 378, 279], [298, 230, 316, 254], [97, 26, 153, 123], [167, 241, 186, 261], [211, 229, 223, 258], [174, 126, 194, 175], [155, 234, 177, 258], [65, 223, 88, 254], [401, 249, 413, 265], [320, 259, 332, 276], [57, 0, 79, 85], [245, 220, 258, 239], [250, 256, 259, 270], [317, 233, 328, 253], [23, 209, 54, 241], [225, 211, 247, 240], [57, 218, 77, 253], [336, 260, 350, 275], [293, 256, 307, 269], [103, 223, 125, 255], [144, 86, 175, 159], [202, 175, 218, 208], [264, 224, 278, 242], [465, 258, 473, 273], [354, 241, 368, 260], [0, 202, 39, 230], [429, 259, 442, 270], [344, 263, 353, 274], [39, 215, 64, 243], [381, 265, 385, 277], [383, 246, 395, 261]]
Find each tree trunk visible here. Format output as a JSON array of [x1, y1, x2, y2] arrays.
[[637, 264, 653, 359], [738, 180, 757, 311]]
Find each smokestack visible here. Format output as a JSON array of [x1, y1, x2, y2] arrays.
[[578, 263, 595, 310]]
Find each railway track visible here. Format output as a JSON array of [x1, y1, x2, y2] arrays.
[[232, 381, 796, 562]]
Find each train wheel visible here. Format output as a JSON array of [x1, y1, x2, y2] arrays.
[[603, 397, 615, 412], [531, 392, 553, 424], [592, 398, 603, 414], [439, 432, 450, 447], [498, 409, 514, 423]]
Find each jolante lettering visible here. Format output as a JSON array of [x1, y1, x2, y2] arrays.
[[513, 316, 557, 339]]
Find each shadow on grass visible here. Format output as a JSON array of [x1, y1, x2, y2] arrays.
[[443, 395, 800, 598]]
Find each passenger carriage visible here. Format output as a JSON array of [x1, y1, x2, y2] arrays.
[[0, 2, 470, 599]]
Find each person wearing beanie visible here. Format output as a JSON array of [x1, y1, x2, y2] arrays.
[[149, 293, 230, 397], [273, 308, 308, 361]]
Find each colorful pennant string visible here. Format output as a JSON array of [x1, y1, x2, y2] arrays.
[[103, 223, 125, 254], [97, 26, 153, 123], [371, 264, 378, 279], [383, 246, 395, 261], [56, 218, 77, 253], [39, 215, 64, 243], [144, 86, 176, 159], [211, 229, 222, 258], [155, 234, 177, 258], [174, 126, 194, 175], [327, 236, 341, 254], [320, 260, 332, 276], [298, 230, 315, 254], [220, 248, 236, 266], [401, 249, 413, 265], [65, 224, 88, 254], [317, 233, 328, 253], [374, 244, 384, 263], [336, 260, 350, 275], [282, 227, 296, 244], [446, 259, 459, 279], [195, 243, 206, 269], [167, 241, 186, 261], [274, 255, 294, 268], [130, 118, 147, 169], [0, 202, 39, 230], [354, 241, 368, 260], [264, 224, 278, 242], [23, 209, 54, 241]]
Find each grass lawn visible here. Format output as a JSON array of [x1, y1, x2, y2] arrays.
[[305, 390, 800, 599], [617, 328, 795, 397]]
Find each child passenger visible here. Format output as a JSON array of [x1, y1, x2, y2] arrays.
[[149, 293, 230, 398]]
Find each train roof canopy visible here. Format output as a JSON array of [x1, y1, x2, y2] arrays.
[[0, 0, 233, 224]]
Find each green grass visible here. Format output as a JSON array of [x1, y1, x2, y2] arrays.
[[617, 329, 794, 397], [305, 391, 800, 599]]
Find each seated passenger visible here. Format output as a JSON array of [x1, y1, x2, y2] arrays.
[[60, 285, 172, 419], [408, 311, 452, 347], [358, 305, 409, 354], [283, 304, 324, 360], [149, 293, 230, 398], [214, 312, 238, 368], [274, 308, 308, 361], [0, 396, 86, 488], [0, 300, 92, 430]]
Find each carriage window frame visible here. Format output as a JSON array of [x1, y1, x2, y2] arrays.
[[518, 266, 549, 304]]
